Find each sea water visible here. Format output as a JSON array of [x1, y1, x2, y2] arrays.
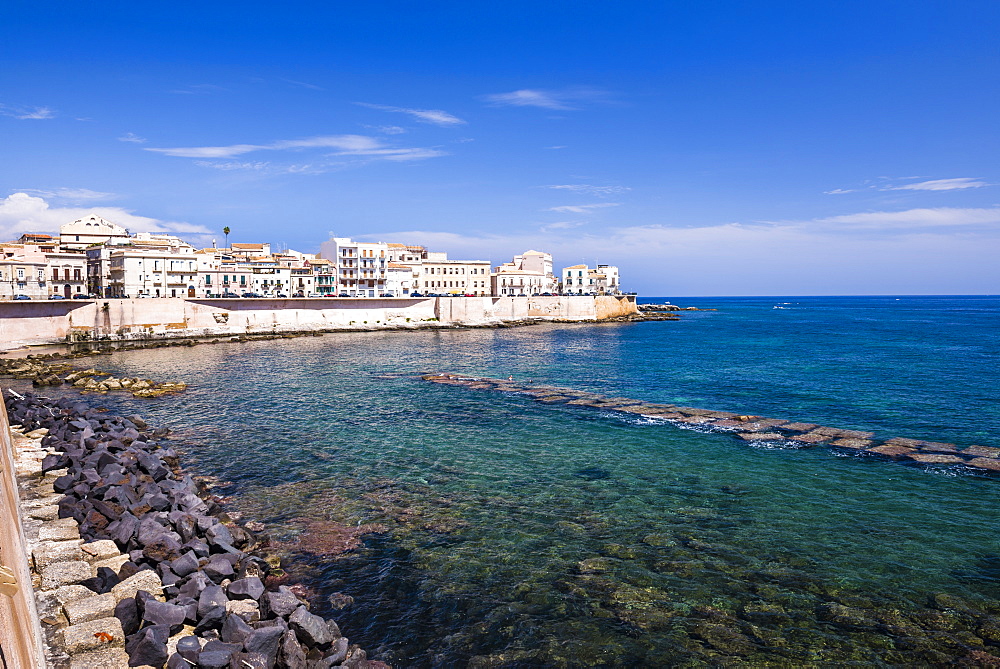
[[32, 295, 1000, 665]]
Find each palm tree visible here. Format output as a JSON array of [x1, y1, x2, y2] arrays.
[[223, 226, 230, 250]]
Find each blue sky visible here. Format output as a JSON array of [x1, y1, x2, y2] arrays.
[[2, 1, 998, 295]]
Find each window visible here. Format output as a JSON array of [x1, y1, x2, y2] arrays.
[[17, 268, 25, 279], [53, 269, 59, 280]]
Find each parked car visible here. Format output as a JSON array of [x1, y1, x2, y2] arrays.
[[13, 294, 30, 300], [48, 294, 66, 300], [337, 292, 351, 297], [220, 292, 240, 298], [379, 293, 395, 298], [136, 294, 151, 298], [292, 292, 305, 297], [71, 293, 89, 299], [276, 293, 288, 298], [464, 293, 476, 297], [410, 292, 423, 297]]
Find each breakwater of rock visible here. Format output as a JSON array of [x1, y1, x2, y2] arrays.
[[421, 374, 1000, 475], [4, 389, 387, 668]]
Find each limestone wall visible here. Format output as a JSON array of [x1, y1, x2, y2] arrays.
[[0, 393, 48, 668], [0, 295, 638, 350]]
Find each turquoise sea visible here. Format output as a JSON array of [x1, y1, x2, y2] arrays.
[[24, 295, 1000, 665]]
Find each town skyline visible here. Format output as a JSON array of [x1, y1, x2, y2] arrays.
[[2, 2, 998, 296]]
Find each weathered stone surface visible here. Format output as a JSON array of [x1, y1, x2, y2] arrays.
[[58, 616, 125, 654], [737, 432, 784, 441], [28, 504, 61, 520], [33, 540, 84, 569], [51, 584, 97, 606], [79, 539, 121, 563], [227, 576, 265, 601], [326, 637, 349, 665], [279, 628, 308, 669], [262, 587, 300, 618], [63, 592, 116, 625], [289, 605, 334, 647], [92, 554, 130, 573], [909, 453, 964, 464], [226, 598, 261, 622], [40, 560, 94, 590], [792, 432, 832, 444], [779, 422, 817, 433], [243, 626, 284, 667], [867, 444, 917, 459], [67, 646, 131, 669], [110, 569, 163, 602], [964, 445, 1000, 458], [918, 441, 959, 453], [221, 611, 254, 644], [967, 458, 1000, 472], [142, 599, 187, 630], [39, 520, 82, 542], [830, 438, 874, 450], [124, 623, 170, 667]]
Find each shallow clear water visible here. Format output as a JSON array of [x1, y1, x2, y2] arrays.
[[27, 295, 1000, 665]]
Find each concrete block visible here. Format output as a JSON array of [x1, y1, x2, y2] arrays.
[[57, 616, 125, 654], [92, 554, 130, 573], [40, 560, 94, 590], [227, 597, 261, 621], [68, 646, 131, 669], [33, 540, 84, 570], [51, 584, 97, 607], [80, 540, 121, 563], [28, 504, 61, 520], [39, 520, 81, 542], [111, 569, 163, 602], [64, 593, 116, 625]]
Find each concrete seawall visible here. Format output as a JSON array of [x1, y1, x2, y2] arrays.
[[0, 295, 638, 350]]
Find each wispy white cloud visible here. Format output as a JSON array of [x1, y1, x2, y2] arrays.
[[145, 134, 446, 163], [546, 203, 621, 214], [545, 145, 567, 150], [482, 87, 608, 111], [281, 78, 324, 91], [886, 177, 991, 191], [826, 176, 993, 194], [374, 210, 1000, 295], [547, 184, 630, 197], [193, 161, 270, 171], [19, 188, 118, 203], [0, 103, 55, 120], [118, 132, 147, 144], [806, 206, 1000, 229], [540, 221, 585, 233], [0, 192, 211, 243], [356, 102, 466, 126], [168, 84, 228, 95]]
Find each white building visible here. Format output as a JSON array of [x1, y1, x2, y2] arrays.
[[412, 258, 491, 296], [60, 215, 130, 250], [319, 237, 388, 297], [491, 250, 557, 296], [562, 264, 621, 295], [107, 243, 198, 298], [0, 244, 87, 299]]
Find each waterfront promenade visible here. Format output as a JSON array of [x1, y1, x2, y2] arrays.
[[0, 295, 638, 352]]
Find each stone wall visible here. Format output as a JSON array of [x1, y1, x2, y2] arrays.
[[0, 295, 638, 350], [0, 392, 48, 667]]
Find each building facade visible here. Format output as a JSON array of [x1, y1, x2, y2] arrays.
[[561, 264, 621, 295], [491, 250, 557, 296]]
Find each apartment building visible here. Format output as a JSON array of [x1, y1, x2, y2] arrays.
[[562, 264, 622, 295], [0, 244, 86, 299], [491, 250, 557, 296], [319, 238, 388, 297]]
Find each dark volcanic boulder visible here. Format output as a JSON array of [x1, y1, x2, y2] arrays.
[[125, 624, 170, 668]]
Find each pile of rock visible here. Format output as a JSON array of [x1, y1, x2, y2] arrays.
[[6, 390, 386, 669], [0, 356, 187, 398]]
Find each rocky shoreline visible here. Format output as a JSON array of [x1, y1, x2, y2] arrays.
[[421, 374, 1000, 476], [4, 389, 388, 668]]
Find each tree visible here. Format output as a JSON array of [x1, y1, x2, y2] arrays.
[[223, 226, 230, 249]]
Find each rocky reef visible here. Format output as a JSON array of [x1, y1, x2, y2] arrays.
[[0, 355, 186, 398]]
